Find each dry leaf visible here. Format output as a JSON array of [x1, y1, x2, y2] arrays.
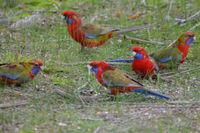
[[115, 11, 124, 18], [129, 13, 141, 19]]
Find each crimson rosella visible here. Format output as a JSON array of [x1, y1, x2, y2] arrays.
[[131, 46, 158, 79], [62, 11, 149, 49], [0, 60, 43, 86], [109, 46, 158, 79], [150, 32, 195, 69], [88, 61, 170, 99]]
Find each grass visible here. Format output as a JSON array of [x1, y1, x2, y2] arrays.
[[0, 0, 200, 132]]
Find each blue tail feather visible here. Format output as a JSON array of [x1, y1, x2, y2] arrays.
[[132, 88, 170, 100], [108, 59, 133, 63]]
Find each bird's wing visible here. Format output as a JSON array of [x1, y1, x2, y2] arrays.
[[80, 24, 118, 39], [102, 68, 143, 87], [151, 46, 181, 63], [0, 62, 28, 80]]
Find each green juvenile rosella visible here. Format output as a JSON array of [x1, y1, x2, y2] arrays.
[[0, 60, 43, 86], [150, 32, 195, 69]]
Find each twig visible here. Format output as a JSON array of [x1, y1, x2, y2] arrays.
[[93, 126, 105, 133], [25, 10, 58, 13], [80, 117, 108, 121], [163, 66, 200, 79], [160, 71, 176, 76], [188, 22, 200, 31], [121, 35, 164, 45], [0, 100, 28, 109], [175, 10, 200, 25], [166, 0, 174, 21], [116, 25, 151, 35], [53, 89, 68, 98], [167, 100, 200, 104], [75, 82, 89, 104]]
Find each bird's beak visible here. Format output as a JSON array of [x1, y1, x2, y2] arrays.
[[132, 51, 137, 57], [86, 65, 92, 75], [193, 36, 196, 40], [40, 65, 45, 70], [61, 15, 65, 20]]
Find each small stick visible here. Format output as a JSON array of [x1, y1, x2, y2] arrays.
[[121, 35, 164, 45], [188, 22, 200, 31], [80, 117, 108, 121], [175, 10, 200, 25], [0, 100, 28, 109], [53, 89, 68, 98], [93, 126, 104, 133], [166, 0, 174, 21], [163, 66, 200, 79], [25, 10, 58, 13], [75, 82, 89, 104], [167, 100, 200, 104], [116, 25, 151, 35]]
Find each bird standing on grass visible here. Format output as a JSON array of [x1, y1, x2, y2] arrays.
[[150, 32, 195, 69], [109, 46, 158, 79], [88, 61, 170, 100], [62, 11, 149, 49], [131, 46, 158, 79], [0, 60, 43, 86]]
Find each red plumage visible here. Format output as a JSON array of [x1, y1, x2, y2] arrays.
[[131, 47, 157, 78], [62, 11, 117, 49], [89, 61, 144, 95], [62, 11, 150, 49]]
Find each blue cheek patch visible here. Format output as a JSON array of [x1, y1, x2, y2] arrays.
[[66, 18, 73, 24], [91, 67, 99, 74], [31, 68, 41, 75], [186, 38, 193, 45], [134, 54, 143, 60]]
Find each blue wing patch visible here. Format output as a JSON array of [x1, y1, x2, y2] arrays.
[[102, 78, 115, 87], [85, 33, 98, 39], [156, 56, 173, 63], [102, 78, 132, 87], [2, 74, 18, 80]]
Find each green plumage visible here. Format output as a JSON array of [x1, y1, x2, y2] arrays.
[[102, 69, 143, 87], [0, 62, 32, 83]]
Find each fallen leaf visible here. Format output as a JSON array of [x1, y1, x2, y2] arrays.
[[115, 11, 124, 18], [129, 13, 141, 19]]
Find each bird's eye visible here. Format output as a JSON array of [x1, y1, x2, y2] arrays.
[[34, 63, 39, 66], [187, 34, 193, 37], [92, 64, 98, 67]]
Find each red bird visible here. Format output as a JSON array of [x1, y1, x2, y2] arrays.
[[131, 46, 158, 79], [88, 61, 170, 99], [62, 11, 149, 49]]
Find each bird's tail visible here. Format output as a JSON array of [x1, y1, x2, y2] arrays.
[[132, 88, 170, 100], [108, 59, 133, 63], [115, 25, 151, 35]]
